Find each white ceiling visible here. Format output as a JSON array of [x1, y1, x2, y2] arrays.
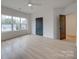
[[1, 0, 76, 13]]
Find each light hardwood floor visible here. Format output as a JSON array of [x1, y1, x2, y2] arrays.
[[1, 35, 76, 59]]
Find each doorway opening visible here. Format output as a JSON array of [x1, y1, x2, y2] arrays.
[[59, 14, 76, 42]]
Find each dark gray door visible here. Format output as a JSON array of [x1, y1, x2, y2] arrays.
[[36, 17, 43, 36]]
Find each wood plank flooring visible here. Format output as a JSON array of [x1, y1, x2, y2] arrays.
[[1, 35, 76, 59]]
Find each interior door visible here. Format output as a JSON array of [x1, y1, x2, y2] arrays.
[[60, 15, 66, 40], [36, 17, 43, 36]]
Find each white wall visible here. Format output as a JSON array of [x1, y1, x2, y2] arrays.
[[53, 2, 77, 39], [32, 7, 55, 39], [53, 8, 64, 39], [66, 13, 77, 36], [1, 6, 32, 40], [54, 2, 77, 39], [31, 7, 64, 39], [63, 2, 77, 15], [1, 30, 29, 40], [63, 2, 77, 36], [31, 2, 77, 39]]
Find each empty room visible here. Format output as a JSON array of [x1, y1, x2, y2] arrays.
[[1, 0, 77, 59]]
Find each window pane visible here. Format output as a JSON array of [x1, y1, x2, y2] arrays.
[[13, 17, 20, 31], [13, 17, 20, 24], [13, 24, 21, 31], [2, 24, 12, 32], [1, 15, 12, 24], [1, 15, 12, 32], [21, 24, 27, 30], [21, 18, 27, 30], [21, 18, 27, 24]]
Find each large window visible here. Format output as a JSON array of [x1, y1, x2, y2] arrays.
[[1, 15, 12, 32], [1, 15, 28, 32]]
